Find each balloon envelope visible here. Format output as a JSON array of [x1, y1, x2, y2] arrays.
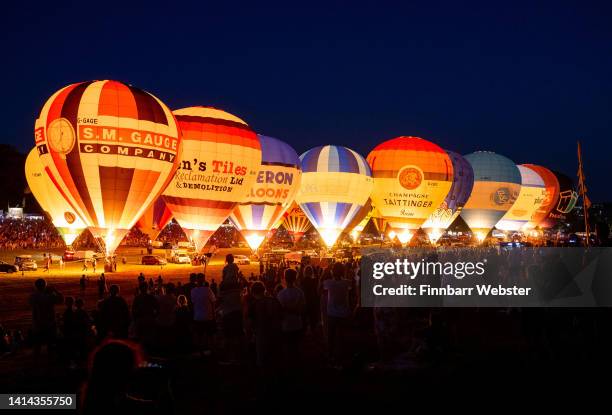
[[344, 198, 374, 240], [421, 150, 474, 241], [25, 148, 86, 245], [522, 164, 560, 229], [539, 171, 578, 228], [162, 107, 262, 251], [296, 145, 373, 247], [496, 165, 547, 232], [281, 202, 312, 243], [136, 197, 173, 241], [34, 80, 181, 254], [229, 135, 301, 250], [367, 136, 453, 244], [460, 151, 521, 239]]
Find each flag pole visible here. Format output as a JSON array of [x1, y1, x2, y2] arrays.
[[577, 141, 590, 247]]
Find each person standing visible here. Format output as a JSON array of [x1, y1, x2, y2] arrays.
[[29, 278, 63, 355], [190, 274, 216, 355], [99, 285, 130, 339], [322, 262, 352, 366], [97, 274, 107, 299], [277, 269, 305, 370]]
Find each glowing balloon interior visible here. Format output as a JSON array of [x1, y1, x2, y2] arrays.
[[25, 147, 86, 245], [230, 135, 301, 250], [367, 136, 453, 244], [495, 165, 547, 231], [34, 80, 181, 254], [460, 151, 521, 238], [162, 107, 262, 251], [296, 145, 372, 247], [136, 197, 173, 241], [421, 150, 474, 243]]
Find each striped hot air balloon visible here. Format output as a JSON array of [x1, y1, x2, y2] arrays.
[[344, 198, 374, 241], [25, 147, 86, 246], [460, 151, 521, 241], [281, 202, 312, 243], [229, 135, 301, 250], [421, 150, 474, 243], [34, 80, 181, 254], [136, 197, 173, 241], [162, 107, 262, 251], [522, 164, 561, 229], [296, 145, 373, 247], [367, 136, 453, 244], [496, 165, 547, 232]]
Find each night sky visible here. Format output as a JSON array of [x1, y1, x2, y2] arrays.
[[3, 0, 611, 201]]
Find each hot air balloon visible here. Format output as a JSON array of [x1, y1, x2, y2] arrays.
[[281, 202, 312, 244], [344, 198, 374, 241], [25, 147, 86, 246], [162, 107, 262, 251], [460, 151, 521, 241], [296, 145, 373, 248], [34, 80, 181, 254], [522, 164, 560, 229], [495, 165, 547, 232], [136, 197, 173, 241], [371, 209, 389, 237], [539, 171, 578, 229], [229, 135, 301, 250], [367, 136, 453, 244], [421, 150, 474, 243]]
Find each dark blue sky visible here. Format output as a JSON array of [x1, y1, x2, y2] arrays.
[[3, 0, 611, 200]]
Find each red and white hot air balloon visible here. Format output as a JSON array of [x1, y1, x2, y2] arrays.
[[136, 197, 173, 241], [162, 107, 262, 251], [34, 80, 182, 254]]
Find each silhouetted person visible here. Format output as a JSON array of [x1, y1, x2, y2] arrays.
[[132, 284, 159, 347], [99, 285, 130, 339], [29, 278, 63, 355], [81, 340, 155, 414]]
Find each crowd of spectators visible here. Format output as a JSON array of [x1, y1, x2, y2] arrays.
[[0, 217, 64, 250], [1, 247, 611, 413]]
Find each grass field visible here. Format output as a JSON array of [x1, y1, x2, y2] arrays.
[[0, 247, 259, 331]]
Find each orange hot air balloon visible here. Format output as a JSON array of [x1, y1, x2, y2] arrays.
[[281, 202, 312, 243], [162, 107, 262, 251], [522, 164, 560, 229], [34, 80, 181, 254], [367, 136, 453, 244], [136, 197, 173, 241], [25, 147, 86, 246]]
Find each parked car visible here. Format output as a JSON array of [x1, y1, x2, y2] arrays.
[[233, 255, 250, 265], [141, 255, 167, 265], [172, 253, 192, 264], [0, 261, 18, 273], [14, 255, 38, 271], [63, 250, 101, 261]]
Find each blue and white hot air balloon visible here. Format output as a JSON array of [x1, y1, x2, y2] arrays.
[[296, 145, 373, 247], [230, 135, 301, 250]]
